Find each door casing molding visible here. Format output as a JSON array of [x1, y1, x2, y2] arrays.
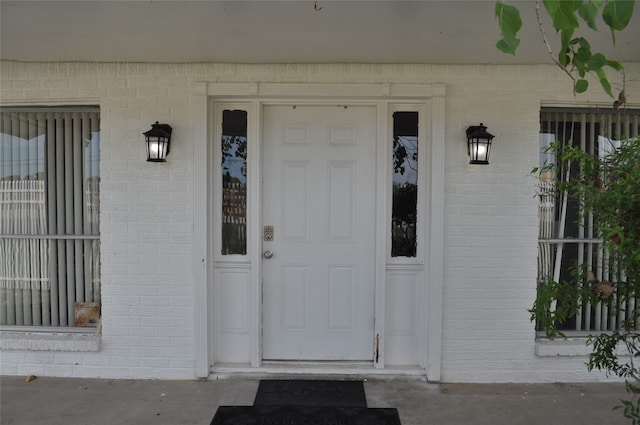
[[193, 82, 445, 380]]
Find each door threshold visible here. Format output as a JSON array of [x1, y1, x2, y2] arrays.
[[210, 361, 427, 380]]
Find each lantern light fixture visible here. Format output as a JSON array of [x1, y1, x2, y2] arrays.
[[144, 122, 172, 162], [466, 123, 494, 165]]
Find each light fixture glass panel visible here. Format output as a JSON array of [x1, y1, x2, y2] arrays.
[[391, 111, 418, 258], [147, 137, 169, 161], [221, 110, 248, 255], [469, 138, 490, 164]]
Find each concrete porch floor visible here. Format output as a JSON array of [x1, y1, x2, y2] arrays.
[[0, 375, 630, 425]]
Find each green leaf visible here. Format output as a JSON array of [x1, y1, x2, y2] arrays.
[[544, 0, 580, 30], [558, 30, 575, 66], [571, 37, 591, 50], [606, 59, 623, 71], [596, 68, 614, 97], [578, 0, 603, 30], [603, 0, 635, 31], [603, 0, 635, 43], [495, 1, 522, 55], [586, 52, 606, 70], [576, 45, 592, 62], [496, 38, 521, 54], [575, 79, 589, 93]]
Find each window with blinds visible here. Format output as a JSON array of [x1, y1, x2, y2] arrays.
[[538, 107, 640, 333], [0, 107, 100, 328]]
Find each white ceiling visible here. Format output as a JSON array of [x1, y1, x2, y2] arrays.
[[1, 0, 639, 64]]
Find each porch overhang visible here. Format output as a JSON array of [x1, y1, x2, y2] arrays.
[[2, 1, 639, 64]]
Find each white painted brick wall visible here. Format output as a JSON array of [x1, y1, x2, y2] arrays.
[[0, 61, 638, 382]]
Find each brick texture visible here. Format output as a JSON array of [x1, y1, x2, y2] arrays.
[[1, 61, 638, 382]]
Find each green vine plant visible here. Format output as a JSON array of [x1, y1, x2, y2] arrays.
[[532, 135, 640, 423], [496, 0, 634, 98]]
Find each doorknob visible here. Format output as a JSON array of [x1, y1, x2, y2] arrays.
[[263, 250, 274, 259]]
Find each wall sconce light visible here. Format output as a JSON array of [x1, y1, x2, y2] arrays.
[[143, 122, 172, 162], [466, 123, 494, 165]]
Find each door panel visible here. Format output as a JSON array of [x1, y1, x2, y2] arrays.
[[262, 105, 376, 361]]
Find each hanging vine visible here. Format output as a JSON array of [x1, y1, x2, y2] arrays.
[[496, 0, 634, 98]]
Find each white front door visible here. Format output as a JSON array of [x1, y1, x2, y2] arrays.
[[262, 105, 377, 361]]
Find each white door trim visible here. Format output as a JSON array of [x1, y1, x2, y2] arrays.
[[193, 82, 445, 380]]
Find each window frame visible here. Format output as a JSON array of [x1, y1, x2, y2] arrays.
[[536, 106, 640, 338], [0, 105, 101, 330], [387, 103, 428, 265]]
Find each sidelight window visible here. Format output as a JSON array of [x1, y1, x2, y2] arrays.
[[220, 110, 248, 256], [391, 111, 419, 258]]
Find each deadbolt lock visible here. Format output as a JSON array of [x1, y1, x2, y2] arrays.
[[263, 225, 274, 241]]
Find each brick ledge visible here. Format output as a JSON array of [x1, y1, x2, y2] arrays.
[[0, 330, 100, 352]]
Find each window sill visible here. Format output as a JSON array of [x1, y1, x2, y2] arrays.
[[535, 338, 592, 357], [535, 337, 626, 357], [0, 328, 101, 352]]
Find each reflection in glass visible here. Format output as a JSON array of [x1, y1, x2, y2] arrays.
[[391, 112, 418, 257], [221, 110, 248, 255], [0, 110, 101, 326]]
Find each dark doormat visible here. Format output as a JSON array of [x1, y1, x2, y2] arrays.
[[253, 380, 367, 407], [210, 406, 401, 425]]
